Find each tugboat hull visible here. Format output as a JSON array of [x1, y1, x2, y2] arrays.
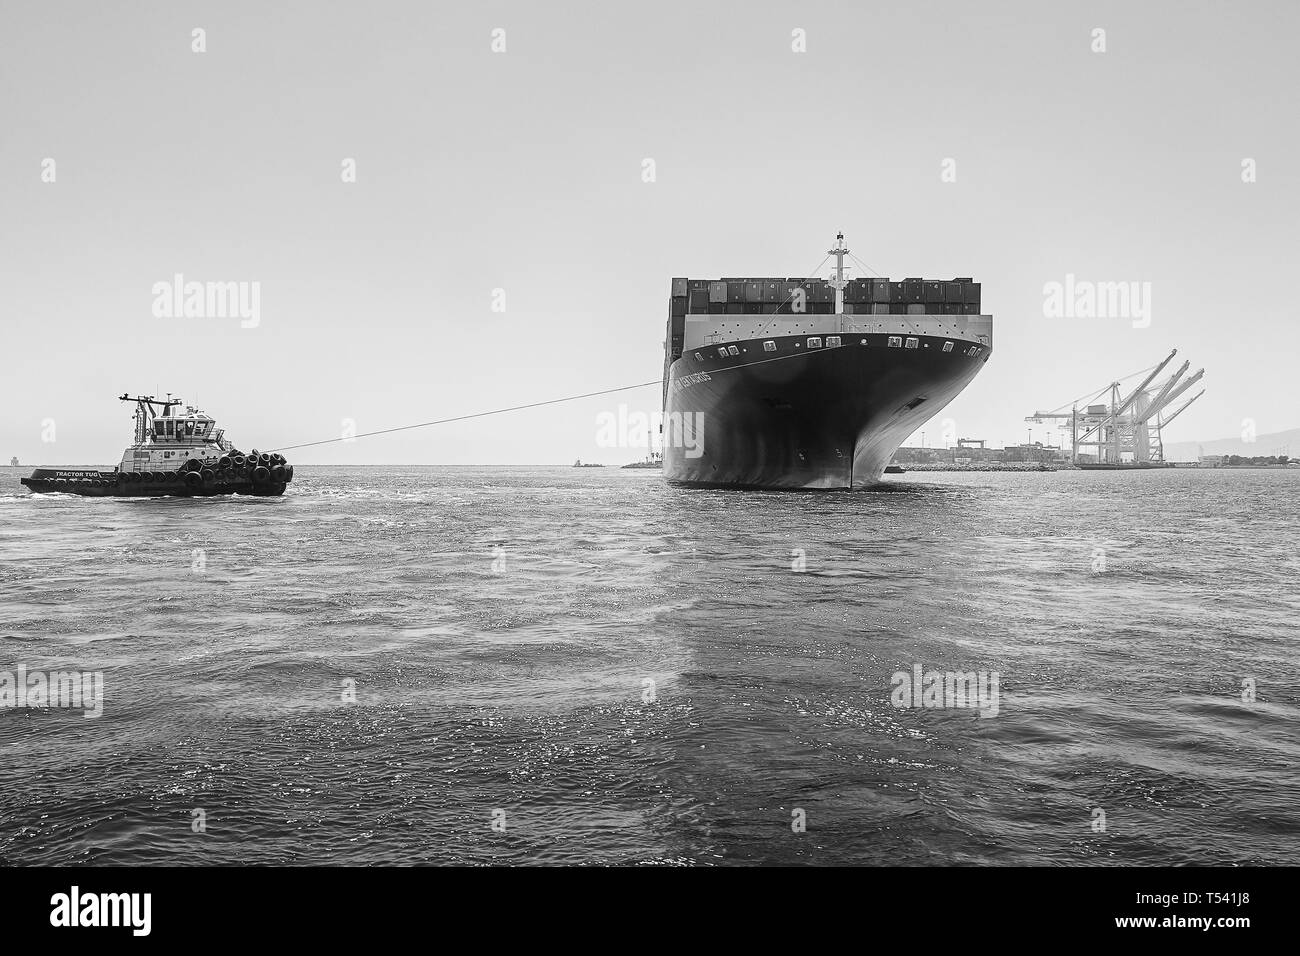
[[21, 466, 291, 497]]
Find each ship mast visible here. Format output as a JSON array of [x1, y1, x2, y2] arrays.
[[828, 231, 850, 315], [120, 393, 181, 444]]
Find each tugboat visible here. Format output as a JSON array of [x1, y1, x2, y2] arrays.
[[20, 394, 294, 497]]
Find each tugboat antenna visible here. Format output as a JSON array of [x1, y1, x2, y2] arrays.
[[119, 393, 182, 408]]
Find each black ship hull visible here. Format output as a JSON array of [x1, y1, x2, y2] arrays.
[[21, 467, 290, 497], [663, 333, 990, 489]]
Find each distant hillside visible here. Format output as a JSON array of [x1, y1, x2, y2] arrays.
[[1163, 427, 1300, 461]]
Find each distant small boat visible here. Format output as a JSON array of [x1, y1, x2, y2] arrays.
[[572, 459, 605, 468], [883, 464, 906, 474]]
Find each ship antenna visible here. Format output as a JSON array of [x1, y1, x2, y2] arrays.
[[827, 231, 850, 315]]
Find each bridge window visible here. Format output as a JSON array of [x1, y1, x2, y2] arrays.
[[888, 336, 902, 348], [942, 341, 954, 352], [808, 337, 822, 349], [905, 337, 919, 349], [717, 347, 728, 357], [827, 336, 841, 348], [694, 352, 703, 361], [727, 345, 740, 356], [763, 341, 776, 352]]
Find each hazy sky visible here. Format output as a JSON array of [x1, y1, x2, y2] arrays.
[[3, 0, 1297, 465]]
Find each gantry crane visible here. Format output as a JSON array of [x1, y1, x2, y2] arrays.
[[1026, 350, 1206, 463]]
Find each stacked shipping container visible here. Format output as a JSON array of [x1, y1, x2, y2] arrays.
[[670, 276, 979, 319], [666, 276, 981, 369]]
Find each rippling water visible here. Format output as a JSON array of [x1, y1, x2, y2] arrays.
[[1, 464, 1297, 865]]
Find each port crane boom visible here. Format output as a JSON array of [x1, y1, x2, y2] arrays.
[[1139, 361, 1189, 423], [1145, 368, 1204, 421], [1159, 390, 1203, 430], [1153, 389, 1204, 461]]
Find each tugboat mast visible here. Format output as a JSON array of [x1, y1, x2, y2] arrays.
[[120, 393, 181, 444], [827, 231, 850, 315]]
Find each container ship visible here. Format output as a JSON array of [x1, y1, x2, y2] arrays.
[[662, 234, 992, 489]]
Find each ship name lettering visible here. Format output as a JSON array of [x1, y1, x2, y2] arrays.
[[674, 372, 712, 391]]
